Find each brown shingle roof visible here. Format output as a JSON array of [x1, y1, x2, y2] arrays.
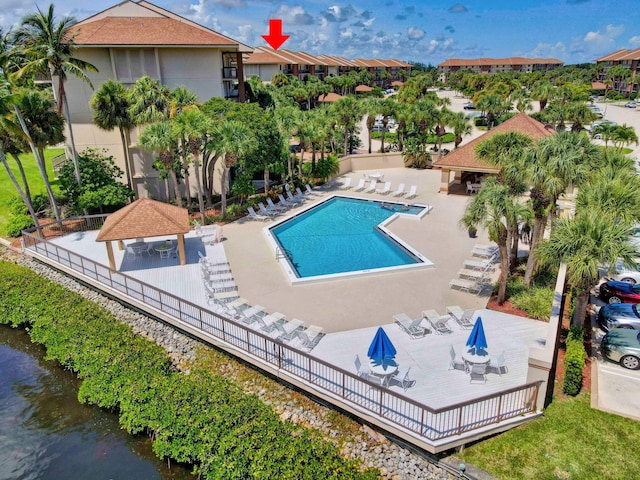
[[96, 198, 190, 242], [318, 92, 343, 102], [69, 17, 237, 46], [355, 84, 373, 92], [438, 57, 563, 67], [595, 48, 640, 62], [592, 81, 607, 90], [433, 113, 554, 170]]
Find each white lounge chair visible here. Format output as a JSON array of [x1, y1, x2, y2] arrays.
[[365, 180, 378, 193], [392, 183, 405, 197], [273, 318, 305, 341], [429, 315, 453, 335], [405, 185, 417, 199], [292, 325, 325, 351], [471, 244, 498, 258], [278, 193, 299, 207], [305, 184, 322, 196], [449, 278, 485, 295], [393, 313, 429, 338], [458, 267, 490, 280], [258, 202, 279, 217], [338, 177, 352, 190], [353, 178, 366, 191], [296, 187, 308, 199], [446, 306, 475, 329], [287, 190, 302, 204], [463, 257, 496, 270], [376, 181, 392, 195], [267, 197, 287, 212], [247, 206, 269, 221], [466, 180, 480, 194]]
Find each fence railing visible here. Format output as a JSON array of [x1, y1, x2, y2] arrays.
[[21, 218, 541, 445]]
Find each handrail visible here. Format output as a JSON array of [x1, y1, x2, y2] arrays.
[[21, 217, 542, 444]]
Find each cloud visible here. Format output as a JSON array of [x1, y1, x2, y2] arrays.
[[395, 14, 407, 20], [425, 37, 455, 55], [528, 41, 568, 59], [408, 27, 425, 41], [629, 35, 640, 47], [273, 4, 315, 25], [321, 5, 358, 23], [575, 24, 624, 54], [445, 25, 455, 33], [207, 0, 247, 7], [449, 3, 468, 13]]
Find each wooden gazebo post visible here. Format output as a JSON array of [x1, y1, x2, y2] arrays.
[[177, 234, 186, 265], [106, 241, 116, 270]]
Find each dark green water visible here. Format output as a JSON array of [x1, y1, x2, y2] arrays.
[[0, 325, 192, 480]]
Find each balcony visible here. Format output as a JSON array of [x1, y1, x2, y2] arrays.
[[223, 67, 238, 80]]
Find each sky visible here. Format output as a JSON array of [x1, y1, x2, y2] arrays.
[[1, 0, 638, 65]]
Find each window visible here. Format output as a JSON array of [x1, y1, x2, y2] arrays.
[[113, 48, 159, 83]]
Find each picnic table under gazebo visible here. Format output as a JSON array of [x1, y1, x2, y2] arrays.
[[95, 198, 191, 270]]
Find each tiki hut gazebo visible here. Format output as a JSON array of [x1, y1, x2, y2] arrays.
[[96, 198, 190, 270], [355, 84, 373, 93], [317, 92, 343, 103]]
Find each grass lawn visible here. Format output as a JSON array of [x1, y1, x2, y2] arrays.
[[457, 393, 640, 480], [0, 148, 64, 237]]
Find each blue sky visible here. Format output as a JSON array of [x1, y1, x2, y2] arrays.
[[1, 0, 638, 64]]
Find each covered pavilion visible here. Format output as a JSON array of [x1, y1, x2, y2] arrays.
[[433, 113, 555, 194], [355, 84, 373, 93], [318, 92, 343, 103], [95, 198, 191, 269]]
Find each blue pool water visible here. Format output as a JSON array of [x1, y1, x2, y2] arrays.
[[270, 197, 425, 278]]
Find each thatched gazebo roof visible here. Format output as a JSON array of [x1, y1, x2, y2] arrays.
[[355, 84, 373, 92], [391, 80, 404, 86], [318, 92, 343, 103]]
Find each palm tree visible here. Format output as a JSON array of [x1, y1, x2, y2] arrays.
[[173, 108, 211, 223], [128, 76, 170, 125], [13, 4, 98, 186], [360, 97, 380, 154], [522, 131, 598, 286], [332, 96, 362, 156], [611, 124, 639, 152], [139, 121, 182, 206], [531, 80, 554, 111], [537, 212, 639, 326], [210, 120, 254, 217], [475, 93, 508, 129], [461, 178, 528, 304], [90, 80, 135, 191], [449, 111, 472, 149], [273, 104, 299, 180]]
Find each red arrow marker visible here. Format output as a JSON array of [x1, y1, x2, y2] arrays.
[[262, 19, 290, 50]]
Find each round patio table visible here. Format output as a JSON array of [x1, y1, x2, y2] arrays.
[[462, 350, 490, 373], [369, 360, 398, 386], [154, 243, 176, 259]]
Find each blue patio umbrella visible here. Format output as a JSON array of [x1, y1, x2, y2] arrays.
[[465, 316, 488, 352], [367, 327, 397, 365]]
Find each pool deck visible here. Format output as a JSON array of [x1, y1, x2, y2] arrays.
[[42, 167, 548, 415]]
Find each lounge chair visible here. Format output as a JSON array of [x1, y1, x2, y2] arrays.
[[449, 345, 465, 371], [458, 266, 491, 280], [296, 187, 308, 199], [446, 306, 475, 329], [405, 185, 417, 199], [353, 178, 366, 191], [393, 313, 429, 338], [392, 183, 405, 197], [278, 193, 299, 207], [293, 325, 325, 351], [392, 366, 413, 391], [488, 351, 508, 376], [258, 202, 279, 216], [273, 318, 305, 341], [428, 314, 453, 335], [469, 364, 488, 384], [267, 197, 287, 212], [376, 181, 392, 195], [365, 179, 378, 193], [338, 177, 352, 190], [287, 190, 302, 204], [449, 278, 484, 295], [472, 244, 498, 258], [247, 206, 269, 221], [305, 184, 322, 196], [463, 257, 496, 270]]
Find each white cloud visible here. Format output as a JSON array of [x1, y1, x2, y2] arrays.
[[581, 24, 624, 50], [407, 27, 425, 41], [528, 41, 567, 59], [273, 4, 314, 25], [629, 35, 640, 47]]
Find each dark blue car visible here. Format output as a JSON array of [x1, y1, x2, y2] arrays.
[[598, 303, 640, 331]]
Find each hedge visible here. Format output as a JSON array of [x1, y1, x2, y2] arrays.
[[562, 327, 586, 396], [0, 261, 378, 479]]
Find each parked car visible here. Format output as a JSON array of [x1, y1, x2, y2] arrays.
[[589, 120, 617, 134], [372, 125, 387, 132], [599, 280, 640, 304], [610, 262, 640, 284], [625, 101, 637, 108], [463, 102, 475, 110], [598, 303, 640, 331], [601, 328, 640, 369]]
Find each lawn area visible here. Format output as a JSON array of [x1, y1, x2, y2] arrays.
[[457, 393, 640, 480], [0, 148, 64, 237]]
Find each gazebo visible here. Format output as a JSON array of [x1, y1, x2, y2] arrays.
[[96, 198, 191, 270], [318, 92, 343, 103], [391, 80, 404, 87], [355, 84, 373, 93]]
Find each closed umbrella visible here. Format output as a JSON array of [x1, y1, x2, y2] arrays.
[[367, 327, 397, 365], [465, 316, 487, 353]]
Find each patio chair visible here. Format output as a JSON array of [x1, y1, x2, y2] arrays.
[[449, 345, 465, 371], [354, 354, 378, 383], [463, 256, 496, 270], [278, 193, 299, 207], [392, 183, 406, 197], [365, 179, 378, 193], [449, 278, 484, 295], [267, 197, 288, 212], [488, 351, 508, 376], [469, 364, 488, 384], [273, 318, 305, 341], [471, 244, 498, 258], [405, 185, 417, 199], [287, 190, 303, 204], [247, 206, 269, 221], [446, 306, 475, 329], [392, 366, 413, 391], [338, 177, 352, 190], [429, 315, 453, 335], [353, 178, 366, 191], [422, 309, 440, 323], [393, 313, 429, 338], [376, 181, 392, 195], [296, 187, 308, 199], [305, 184, 322, 196], [466, 181, 480, 194], [458, 266, 491, 281], [258, 202, 279, 217], [294, 325, 325, 351]]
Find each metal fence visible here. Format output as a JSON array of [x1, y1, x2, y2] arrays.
[[21, 217, 541, 445]]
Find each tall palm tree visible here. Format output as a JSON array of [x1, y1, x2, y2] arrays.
[[332, 96, 362, 156], [169, 87, 199, 205], [611, 124, 639, 152], [273, 104, 299, 180], [448, 111, 472, 149], [90, 80, 135, 192], [360, 97, 380, 154], [139, 121, 182, 206], [13, 4, 98, 186], [128, 76, 170, 125], [531, 80, 554, 112], [538, 213, 639, 326], [522, 131, 598, 286], [173, 108, 211, 223]]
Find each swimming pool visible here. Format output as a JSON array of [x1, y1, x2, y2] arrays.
[[266, 196, 433, 283]]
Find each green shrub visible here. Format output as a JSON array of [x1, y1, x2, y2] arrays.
[[6, 214, 35, 237], [511, 286, 554, 320], [225, 204, 245, 218], [563, 327, 586, 396], [0, 261, 377, 479]]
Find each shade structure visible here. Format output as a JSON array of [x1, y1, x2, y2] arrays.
[[355, 84, 373, 93], [367, 327, 397, 364], [466, 316, 488, 352], [317, 92, 343, 103]]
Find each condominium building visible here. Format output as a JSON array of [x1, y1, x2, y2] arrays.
[[594, 49, 640, 95], [437, 57, 563, 82]]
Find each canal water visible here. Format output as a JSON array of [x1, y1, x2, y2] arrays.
[[0, 325, 192, 480]]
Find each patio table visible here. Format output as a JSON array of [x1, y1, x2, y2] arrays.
[[369, 360, 398, 386], [369, 172, 384, 181], [154, 243, 176, 259], [130, 241, 150, 255], [462, 350, 490, 373]]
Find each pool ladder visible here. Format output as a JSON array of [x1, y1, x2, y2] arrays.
[[275, 247, 293, 262]]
